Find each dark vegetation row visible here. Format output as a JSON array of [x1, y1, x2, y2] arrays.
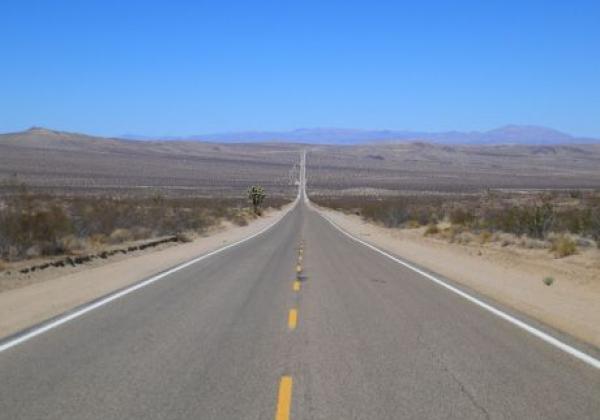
[[312, 190, 600, 248], [0, 185, 288, 262]]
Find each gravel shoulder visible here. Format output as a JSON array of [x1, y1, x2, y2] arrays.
[[0, 205, 292, 339], [318, 207, 600, 348]]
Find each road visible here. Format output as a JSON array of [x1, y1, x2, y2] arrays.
[[1, 170, 599, 418]]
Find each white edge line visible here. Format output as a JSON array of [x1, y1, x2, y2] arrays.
[[0, 196, 300, 354], [316, 208, 600, 370]]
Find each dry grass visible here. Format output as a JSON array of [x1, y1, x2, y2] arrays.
[[109, 228, 134, 244], [313, 190, 600, 250], [424, 224, 440, 236], [478, 230, 493, 244], [550, 236, 578, 258]]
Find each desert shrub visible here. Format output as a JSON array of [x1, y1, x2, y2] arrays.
[[0, 190, 72, 258], [231, 212, 250, 226], [382, 206, 410, 228], [109, 228, 134, 244], [588, 206, 600, 246], [520, 237, 548, 249], [478, 230, 493, 244], [454, 231, 473, 244], [175, 232, 194, 243], [412, 207, 437, 226], [59, 235, 86, 253], [523, 203, 555, 239], [449, 208, 476, 226], [551, 207, 596, 236], [89, 233, 109, 246], [233, 217, 249, 226], [336, 195, 442, 228], [405, 220, 421, 228], [495, 232, 515, 247], [550, 236, 577, 258], [314, 191, 600, 246], [543, 276, 555, 286], [424, 223, 439, 236], [0, 188, 290, 261], [442, 225, 464, 243], [481, 202, 554, 239]]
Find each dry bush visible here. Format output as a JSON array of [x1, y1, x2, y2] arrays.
[[231, 211, 250, 226], [405, 220, 421, 228], [454, 231, 473, 244], [481, 202, 554, 239], [520, 237, 548, 249], [424, 224, 440, 236], [0, 190, 72, 258], [59, 235, 87, 253], [449, 208, 476, 226], [0, 186, 291, 261], [175, 232, 194, 243], [441, 225, 465, 243], [477, 230, 493, 244], [109, 228, 134, 244], [496, 232, 516, 247], [312, 195, 442, 228], [314, 191, 600, 248], [550, 236, 577, 258]]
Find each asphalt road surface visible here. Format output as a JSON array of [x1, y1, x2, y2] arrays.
[[1, 199, 599, 419]]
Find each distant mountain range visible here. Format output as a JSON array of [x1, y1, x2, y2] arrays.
[[2, 125, 599, 146], [121, 125, 600, 145]]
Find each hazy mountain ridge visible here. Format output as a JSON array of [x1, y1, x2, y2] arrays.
[[2, 126, 598, 149], [121, 125, 598, 145]]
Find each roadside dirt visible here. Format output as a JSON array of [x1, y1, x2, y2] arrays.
[[0, 205, 291, 339], [319, 208, 600, 348]]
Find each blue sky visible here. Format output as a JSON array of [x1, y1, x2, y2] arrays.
[[1, 1, 599, 137]]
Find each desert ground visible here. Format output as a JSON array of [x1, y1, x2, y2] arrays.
[[306, 142, 600, 194], [0, 127, 301, 197]]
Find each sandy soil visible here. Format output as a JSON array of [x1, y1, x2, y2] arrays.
[[0, 205, 292, 339], [319, 208, 600, 348]]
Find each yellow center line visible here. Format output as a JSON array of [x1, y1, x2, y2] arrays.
[[275, 376, 293, 420], [288, 308, 298, 329], [293, 281, 301, 292]]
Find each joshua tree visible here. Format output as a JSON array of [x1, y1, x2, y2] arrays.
[[247, 185, 266, 215]]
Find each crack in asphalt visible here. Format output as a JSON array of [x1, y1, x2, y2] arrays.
[[416, 330, 491, 420]]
